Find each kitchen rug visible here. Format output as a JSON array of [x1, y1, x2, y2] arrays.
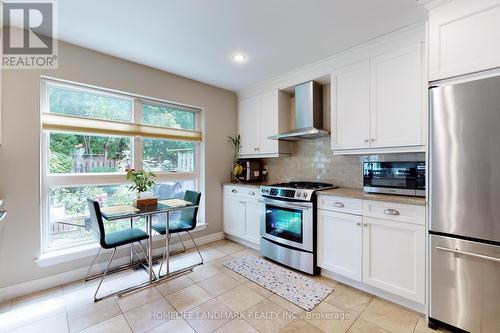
[[224, 256, 333, 311]]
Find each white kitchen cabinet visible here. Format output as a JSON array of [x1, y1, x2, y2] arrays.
[[223, 194, 246, 238], [317, 209, 363, 281], [362, 216, 425, 303], [331, 43, 426, 154], [428, 0, 500, 81], [238, 91, 290, 158], [238, 96, 260, 156], [332, 60, 371, 150], [370, 44, 424, 148], [223, 185, 262, 246], [317, 195, 426, 305], [244, 200, 262, 244]]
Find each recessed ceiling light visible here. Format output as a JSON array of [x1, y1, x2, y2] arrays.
[[232, 53, 247, 64]]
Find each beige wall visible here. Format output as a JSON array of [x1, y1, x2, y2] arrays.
[[0, 41, 237, 288]]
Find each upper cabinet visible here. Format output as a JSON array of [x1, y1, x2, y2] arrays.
[[428, 0, 500, 81], [370, 44, 424, 149], [238, 91, 290, 158], [332, 61, 371, 150], [332, 43, 426, 154]]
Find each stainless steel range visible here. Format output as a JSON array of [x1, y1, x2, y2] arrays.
[[259, 182, 337, 275]]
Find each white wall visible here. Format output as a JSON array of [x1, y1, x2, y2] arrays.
[[0, 40, 237, 289]]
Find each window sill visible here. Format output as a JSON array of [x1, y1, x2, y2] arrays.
[[35, 222, 207, 267]]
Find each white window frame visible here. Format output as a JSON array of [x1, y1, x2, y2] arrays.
[[40, 77, 204, 253]]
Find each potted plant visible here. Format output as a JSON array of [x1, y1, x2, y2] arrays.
[[126, 169, 157, 208], [228, 135, 243, 183]]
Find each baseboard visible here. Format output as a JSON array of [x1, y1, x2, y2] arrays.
[[0, 231, 224, 302], [225, 234, 260, 250], [320, 269, 426, 314]]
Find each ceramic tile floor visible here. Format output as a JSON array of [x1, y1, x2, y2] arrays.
[[0, 239, 447, 333]]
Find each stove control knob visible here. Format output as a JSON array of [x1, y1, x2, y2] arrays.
[[303, 192, 308, 198], [296, 192, 301, 198]]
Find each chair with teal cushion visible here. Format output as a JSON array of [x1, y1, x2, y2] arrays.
[[152, 190, 203, 275], [85, 199, 150, 301]]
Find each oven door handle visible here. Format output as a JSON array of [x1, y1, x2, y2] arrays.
[[258, 199, 311, 210]]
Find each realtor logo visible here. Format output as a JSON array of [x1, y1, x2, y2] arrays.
[[1, 0, 58, 68]]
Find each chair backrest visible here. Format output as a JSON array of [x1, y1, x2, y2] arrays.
[[87, 199, 106, 247], [181, 190, 202, 228]]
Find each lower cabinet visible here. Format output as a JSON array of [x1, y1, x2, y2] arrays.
[[223, 195, 246, 238], [317, 210, 362, 281], [223, 186, 262, 246], [244, 200, 262, 244], [362, 216, 425, 303], [317, 202, 425, 304]]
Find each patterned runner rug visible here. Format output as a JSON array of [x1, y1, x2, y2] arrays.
[[224, 256, 333, 311]]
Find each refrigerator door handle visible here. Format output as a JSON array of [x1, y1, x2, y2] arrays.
[[436, 246, 500, 263]]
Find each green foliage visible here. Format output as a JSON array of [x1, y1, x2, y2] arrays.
[[126, 169, 156, 194], [50, 151, 73, 173], [48, 84, 132, 121], [228, 134, 241, 165]]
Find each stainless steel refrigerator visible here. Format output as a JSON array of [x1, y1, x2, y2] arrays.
[[429, 74, 500, 332]]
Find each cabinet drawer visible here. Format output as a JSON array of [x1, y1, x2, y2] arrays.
[[363, 200, 425, 225], [317, 195, 362, 215], [223, 185, 260, 200]]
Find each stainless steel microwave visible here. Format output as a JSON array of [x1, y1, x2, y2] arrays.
[[363, 161, 425, 197]]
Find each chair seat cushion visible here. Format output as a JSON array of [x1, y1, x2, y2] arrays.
[[104, 228, 149, 248], [152, 218, 195, 235]]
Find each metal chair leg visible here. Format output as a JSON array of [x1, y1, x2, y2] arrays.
[[178, 233, 186, 252], [158, 233, 169, 277], [84, 247, 102, 281], [94, 247, 116, 302], [137, 241, 157, 280], [186, 231, 203, 264]]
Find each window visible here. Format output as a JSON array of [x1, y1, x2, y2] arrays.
[[41, 79, 203, 252]]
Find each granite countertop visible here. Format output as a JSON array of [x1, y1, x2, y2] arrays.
[[318, 187, 426, 206]]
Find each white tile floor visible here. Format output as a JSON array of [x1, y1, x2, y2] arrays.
[[0, 239, 445, 333]]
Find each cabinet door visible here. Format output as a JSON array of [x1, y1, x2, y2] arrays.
[[429, 0, 500, 81], [258, 92, 279, 154], [362, 216, 425, 303], [370, 44, 424, 148], [317, 209, 362, 281], [238, 96, 260, 156], [244, 200, 262, 244], [332, 61, 370, 150], [223, 195, 246, 238]]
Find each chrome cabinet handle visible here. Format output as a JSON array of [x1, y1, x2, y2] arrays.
[[436, 246, 500, 263], [231, 189, 238, 193], [364, 139, 369, 143], [356, 222, 361, 226], [370, 138, 375, 142], [384, 209, 400, 216], [249, 191, 255, 196], [333, 202, 344, 208], [363, 223, 368, 227]]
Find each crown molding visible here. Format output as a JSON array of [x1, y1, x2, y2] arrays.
[[416, 0, 452, 10]]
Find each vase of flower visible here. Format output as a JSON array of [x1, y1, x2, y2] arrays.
[[126, 169, 157, 208]]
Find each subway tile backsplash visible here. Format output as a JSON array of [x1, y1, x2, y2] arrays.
[[262, 137, 425, 188]]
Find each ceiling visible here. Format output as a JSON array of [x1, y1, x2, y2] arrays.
[[55, 0, 427, 91]]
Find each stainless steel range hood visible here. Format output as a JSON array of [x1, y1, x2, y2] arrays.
[[269, 81, 329, 141]]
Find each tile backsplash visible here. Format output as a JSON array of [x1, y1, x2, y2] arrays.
[[262, 137, 425, 188]]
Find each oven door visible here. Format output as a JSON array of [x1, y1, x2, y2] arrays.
[[259, 197, 313, 252]]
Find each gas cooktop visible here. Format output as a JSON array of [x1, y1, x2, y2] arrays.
[[260, 181, 337, 201]]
